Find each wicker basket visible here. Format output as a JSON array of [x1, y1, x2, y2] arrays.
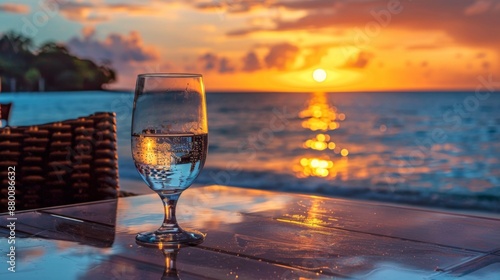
[[0, 112, 119, 212]]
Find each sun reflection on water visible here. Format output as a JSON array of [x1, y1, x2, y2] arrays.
[[294, 92, 349, 179]]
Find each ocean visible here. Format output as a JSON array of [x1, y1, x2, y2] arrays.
[[1, 91, 499, 212]]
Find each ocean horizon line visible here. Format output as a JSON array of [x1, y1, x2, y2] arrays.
[[2, 89, 499, 95]]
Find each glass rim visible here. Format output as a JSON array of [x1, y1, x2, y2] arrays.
[[137, 73, 202, 78]]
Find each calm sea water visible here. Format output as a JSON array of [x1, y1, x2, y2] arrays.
[[2, 91, 499, 212]]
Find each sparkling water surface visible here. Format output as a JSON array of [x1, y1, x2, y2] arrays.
[[2, 91, 499, 211]]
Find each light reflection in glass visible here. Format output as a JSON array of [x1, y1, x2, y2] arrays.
[[294, 92, 349, 179]]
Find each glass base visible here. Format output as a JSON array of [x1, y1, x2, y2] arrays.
[[136, 230, 205, 247]]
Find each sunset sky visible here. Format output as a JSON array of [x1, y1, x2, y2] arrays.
[[0, 0, 499, 91]]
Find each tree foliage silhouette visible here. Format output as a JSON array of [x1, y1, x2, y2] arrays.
[[0, 31, 116, 91]]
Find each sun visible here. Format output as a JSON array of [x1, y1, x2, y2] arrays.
[[312, 68, 327, 83]]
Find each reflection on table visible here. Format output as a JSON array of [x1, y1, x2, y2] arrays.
[[1, 185, 499, 279]]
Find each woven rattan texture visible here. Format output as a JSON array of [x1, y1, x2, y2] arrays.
[[0, 112, 119, 211]]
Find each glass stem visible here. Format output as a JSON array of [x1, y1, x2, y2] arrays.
[[162, 249, 179, 279], [157, 192, 181, 234]]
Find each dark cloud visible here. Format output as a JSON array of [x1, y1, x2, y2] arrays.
[[198, 52, 236, 73], [66, 27, 160, 86], [271, 0, 342, 11], [242, 51, 261, 72], [196, 0, 271, 14], [476, 52, 487, 59], [200, 42, 331, 73], [342, 51, 373, 68], [219, 57, 236, 73], [227, 27, 263, 37], [196, 0, 338, 14], [0, 3, 30, 14], [224, 0, 500, 49], [482, 61, 490, 69], [464, 0, 495, 16], [67, 27, 158, 64], [199, 53, 218, 71], [264, 43, 299, 70]]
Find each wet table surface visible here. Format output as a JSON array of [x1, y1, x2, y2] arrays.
[[1, 185, 500, 279]]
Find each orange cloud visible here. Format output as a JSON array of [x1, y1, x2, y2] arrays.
[[195, 42, 333, 74], [264, 43, 299, 70], [300, 44, 331, 70], [0, 3, 30, 14], [342, 51, 374, 69], [82, 26, 96, 38], [464, 0, 494, 16], [224, 0, 500, 49], [59, 2, 155, 22], [15, 0, 493, 91]]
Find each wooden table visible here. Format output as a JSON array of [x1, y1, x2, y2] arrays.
[[1, 185, 499, 279]]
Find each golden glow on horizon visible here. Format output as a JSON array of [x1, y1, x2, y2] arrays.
[[5, 0, 494, 91], [312, 68, 327, 83]]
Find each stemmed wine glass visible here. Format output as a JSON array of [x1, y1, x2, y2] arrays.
[[131, 73, 208, 247]]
